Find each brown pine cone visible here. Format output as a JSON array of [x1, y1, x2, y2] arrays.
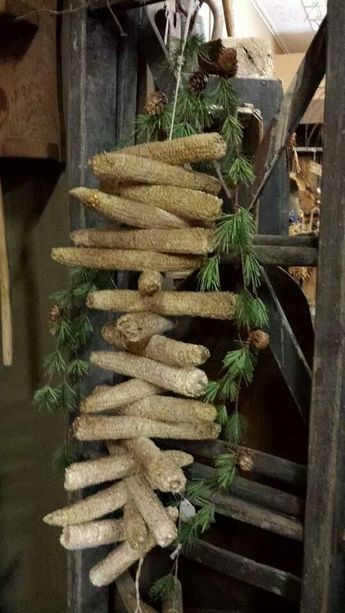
[[248, 330, 270, 350], [189, 71, 208, 94], [49, 304, 61, 328], [199, 41, 238, 79], [144, 91, 168, 117]]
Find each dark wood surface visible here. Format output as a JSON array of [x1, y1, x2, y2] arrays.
[[188, 462, 305, 518], [163, 438, 307, 489], [184, 540, 301, 602], [301, 5, 345, 611]]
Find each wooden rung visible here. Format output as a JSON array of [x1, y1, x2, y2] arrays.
[[184, 540, 301, 602], [223, 245, 317, 267], [163, 439, 307, 489], [189, 462, 305, 518], [254, 234, 318, 248], [208, 488, 303, 541]]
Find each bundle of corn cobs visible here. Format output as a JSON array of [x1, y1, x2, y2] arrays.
[[45, 133, 238, 601]]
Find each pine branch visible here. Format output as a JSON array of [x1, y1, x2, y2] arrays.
[[234, 289, 269, 329], [44, 351, 66, 376], [228, 156, 255, 186], [178, 503, 215, 552], [33, 385, 62, 414], [215, 208, 256, 255], [222, 345, 257, 386], [67, 358, 89, 379], [224, 412, 248, 444], [149, 574, 177, 602], [214, 453, 237, 490], [198, 255, 220, 291], [60, 382, 78, 413]]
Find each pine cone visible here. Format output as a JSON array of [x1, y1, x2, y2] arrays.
[[144, 91, 168, 117], [248, 330, 270, 350], [199, 42, 238, 79], [49, 304, 61, 328], [189, 71, 208, 94]]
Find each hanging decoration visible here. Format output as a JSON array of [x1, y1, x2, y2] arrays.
[[36, 12, 271, 608]]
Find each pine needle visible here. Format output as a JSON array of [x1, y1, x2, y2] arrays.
[[203, 380, 221, 403], [214, 453, 237, 490], [228, 156, 255, 186], [198, 255, 220, 291], [44, 351, 66, 376], [179, 503, 215, 552], [224, 412, 248, 444], [243, 253, 262, 290], [215, 208, 256, 254], [234, 289, 269, 329], [33, 385, 62, 414], [222, 345, 257, 386], [221, 114, 243, 147], [53, 440, 84, 472], [186, 479, 211, 506], [149, 574, 177, 602]]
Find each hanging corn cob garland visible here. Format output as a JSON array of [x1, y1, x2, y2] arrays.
[[43, 132, 241, 593], [38, 25, 271, 608]]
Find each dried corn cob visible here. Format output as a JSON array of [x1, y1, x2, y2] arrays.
[[116, 572, 158, 613], [60, 519, 125, 550], [104, 328, 210, 368], [125, 475, 177, 547], [73, 415, 220, 441], [70, 187, 188, 229], [118, 132, 226, 165], [123, 499, 149, 550], [80, 379, 163, 414], [90, 351, 208, 397], [89, 153, 221, 194], [51, 247, 203, 273], [43, 481, 127, 526], [138, 271, 162, 296], [87, 290, 237, 320], [102, 313, 174, 353], [70, 227, 214, 255], [89, 506, 178, 587], [124, 437, 186, 493], [117, 396, 217, 424], [111, 184, 222, 224], [107, 441, 194, 470], [64, 454, 136, 490]]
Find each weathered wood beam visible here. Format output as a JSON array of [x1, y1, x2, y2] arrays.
[[162, 439, 307, 489], [189, 462, 305, 518], [184, 540, 301, 602], [254, 234, 318, 248], [301, 4, 345, 612], [223, 245, 317, 267], [248, 18, 327, 211], [199, 484, 303, 541]]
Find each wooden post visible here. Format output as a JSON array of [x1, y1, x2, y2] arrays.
[[301, 5, 345, 612], [63, 5, 139, 612], [0, 178, 12, 365]]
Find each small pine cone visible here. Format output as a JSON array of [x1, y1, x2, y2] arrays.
[[49, 304, 61, 328], [189, 71, 208, 94], [216, 48, 238, 79], [248, 330, 270, 350], [144, 91, 168, 117]]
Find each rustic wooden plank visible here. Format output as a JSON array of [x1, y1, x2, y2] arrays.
[[254, 234, 318, 248], [248, 19, 327, 211], [63, 3, 122, 611], [189, 462, 305, 518], [301, 4, 345, 612], [222, 245, 317, 267], [163, 439, 307, 489], [185, 540, 301, 602], [203, 486, 303, 541]]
